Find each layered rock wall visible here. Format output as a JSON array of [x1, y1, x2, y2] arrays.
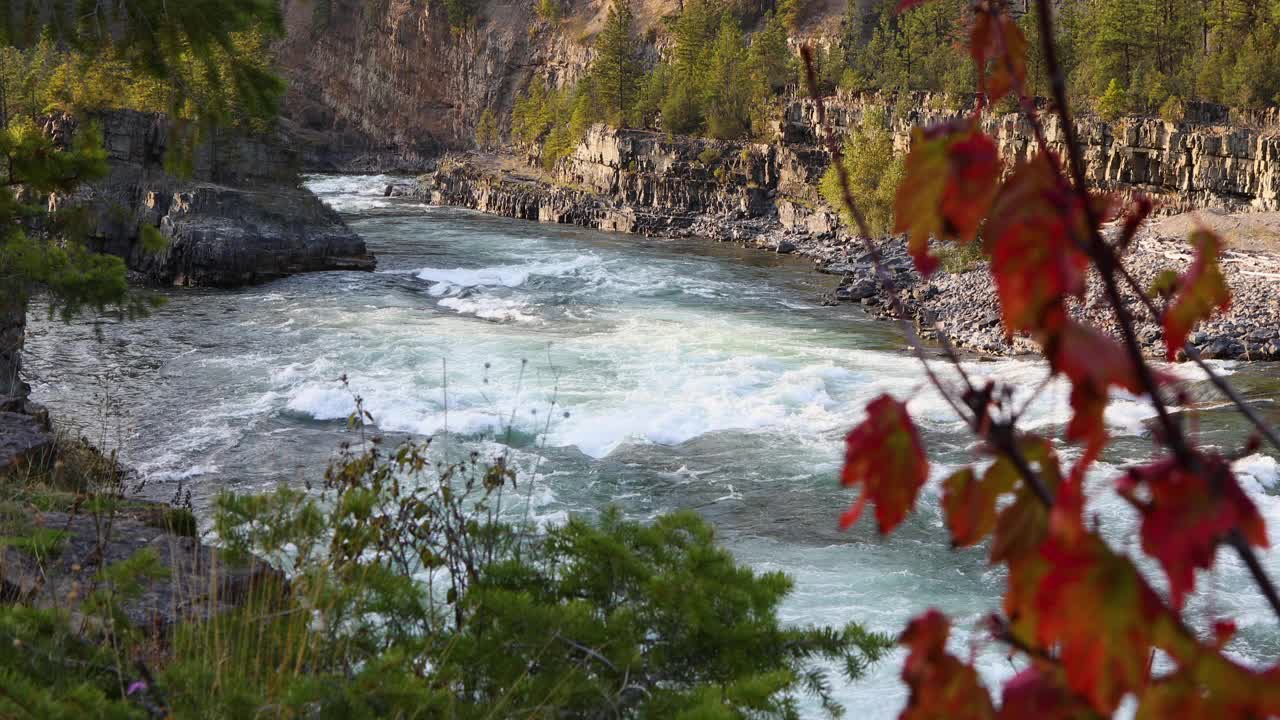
[[781, 92, 1280, 213]]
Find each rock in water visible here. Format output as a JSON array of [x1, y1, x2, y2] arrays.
[[48, 110, 375, 287]]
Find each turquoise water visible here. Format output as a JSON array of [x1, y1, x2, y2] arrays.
[[25, 174, 1280, 716]]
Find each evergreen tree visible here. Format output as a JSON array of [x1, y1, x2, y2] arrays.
[[1097, 77, 1129, 119], [748, 11, 794, 93], [592, 0, 642, 127], [704, 15, 752, 140]]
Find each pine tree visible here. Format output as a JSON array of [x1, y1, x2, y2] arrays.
[[1097, 77, 1129, 119], [703, 15, 752, 140], [592, 0, 641, 127], [748, 11, 794, 93]]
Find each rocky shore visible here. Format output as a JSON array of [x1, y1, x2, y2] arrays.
[[825, 230, 1280, 361]]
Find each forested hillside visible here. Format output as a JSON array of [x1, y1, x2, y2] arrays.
[[278, 0, 1280, 162]]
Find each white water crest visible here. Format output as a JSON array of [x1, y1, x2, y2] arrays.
[[23, 174, 1280, 718]]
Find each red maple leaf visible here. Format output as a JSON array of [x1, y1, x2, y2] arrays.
[[900, 609, 997, 720], [1118, 453, 1269, 610], [986, 153, 1091, 334], [894, 121, 1001, 276], [971, 10, 1028, 103], [942, 460, 1016, 548], [839, 394, 929, 533], [1162, 229, 1231, 360], [1044, 321, 1145, 478], [1036, 531, 1163, 713], [999, 666, 1100, 720]]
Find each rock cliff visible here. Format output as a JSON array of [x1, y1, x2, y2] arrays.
[[51, 111, 374, 287], [276, 0, 601, 170], [781, 93, 1280, 214]]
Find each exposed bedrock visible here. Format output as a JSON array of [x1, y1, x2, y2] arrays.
[[50, 110, 375, 288]]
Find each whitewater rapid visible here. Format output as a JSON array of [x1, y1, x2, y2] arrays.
[[25, 174, 1280, 716]]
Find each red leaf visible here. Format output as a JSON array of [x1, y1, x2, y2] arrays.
[[1213, 619, 1238, 648], [1044, 321, 1145, 478], [900, 610, 997, 720], [987, 440, 1063, 645], [1036, 531, 1162, 713], [895, 0, 932, 10], [1163, 229, 1231, 360], [971, 10, 1028, 103], [987, 154, 1090, 333], [999, 666, 1100, 720], [894, 121, 1001, 276], [839, 394, 929, 533], [1117, 453, 1269, 610], [1119, 195, 1155, 250], [1135, 665, 1280, 720], [943, 461, 1016, 547]]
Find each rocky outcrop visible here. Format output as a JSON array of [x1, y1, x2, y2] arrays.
[[781, 92, 1280, 213], [52, 110, 375, 287], [276, 0, 597, 170], [418, 127, 842, 255], [0, 504, 283, 632]]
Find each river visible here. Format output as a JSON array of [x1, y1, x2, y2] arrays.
[[25, 174, 1280, 715]]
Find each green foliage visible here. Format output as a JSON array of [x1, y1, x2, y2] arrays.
[[592, 0, 642, 126], [819, 107, 903, 237], [442, 0, 475, 30], [0, 526, 68, 558], [834, 0, 1280, 111], [1097, 78, 1129, 120], [0, 0, 282, 334], [474, 107, 500, 149], [704, 15, 753, 140], [699, 146, 723, 165], [0, 418, 892, 718], [1159, 94, 1185, 123], [843, 0, 974, 95], [537, 0, 564, 22]]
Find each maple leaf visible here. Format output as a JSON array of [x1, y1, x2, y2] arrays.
[[942, 460, 1016, 548], [1036, 531, 1163, 713], [999, 666, 1102, 720], [1117, 453, 1269, 610], [1043, 321, 1146, 481], [900, 609, 997, 720], [894, 121, 1001, 276], [1162, 229, 1231, 360], [971, 10, 1028, 103], [987, 440, 1062, 644], [986, 153, 1091, 333], [895, 0, 932, 10], [839, 394, 929, 533], [1135, 664, 1280, 720]]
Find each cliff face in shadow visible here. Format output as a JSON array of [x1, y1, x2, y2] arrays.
[[275, 0, 598, 171]]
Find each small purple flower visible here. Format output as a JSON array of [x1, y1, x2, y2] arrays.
[[126, 680, 147, 696]]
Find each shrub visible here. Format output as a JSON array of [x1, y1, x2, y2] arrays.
[[698, 145, 722, 166], [1097, 78, 1128, 121], [0, 409, 893, 718], [1159, 94, 1185, 124], [819, 106, 902, 237]]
